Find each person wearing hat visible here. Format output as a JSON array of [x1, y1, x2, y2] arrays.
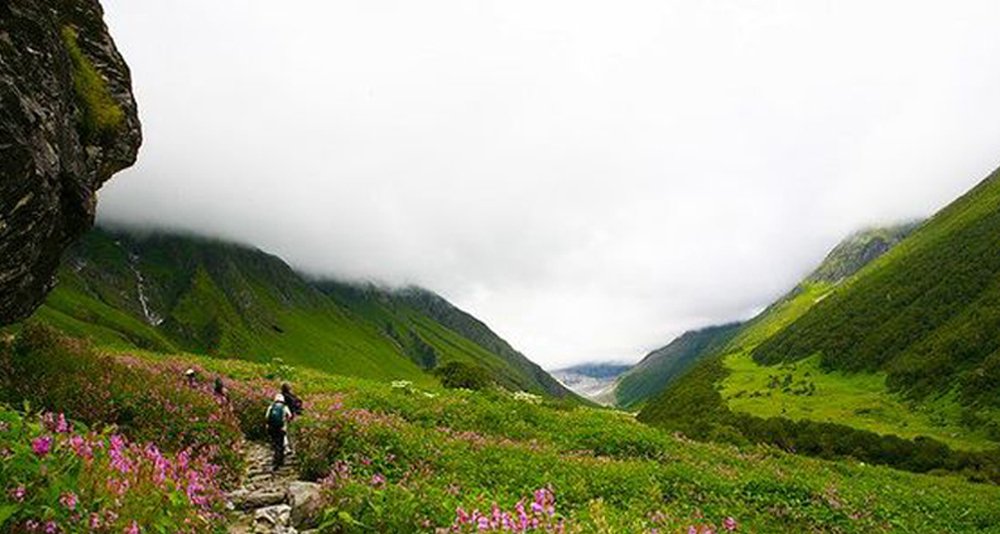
[[184, 368, 197, 387], [265, 393, 292, 469]]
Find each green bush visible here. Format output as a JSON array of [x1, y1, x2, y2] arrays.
[[433, 361, 494, 390]]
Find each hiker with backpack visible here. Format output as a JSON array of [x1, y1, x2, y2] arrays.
[[266, 393, 293, 469], [281, 383, 303, 417]]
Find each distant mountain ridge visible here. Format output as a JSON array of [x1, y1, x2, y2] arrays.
[[29, 226, 576, 398]]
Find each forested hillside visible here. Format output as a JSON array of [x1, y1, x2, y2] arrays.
[[754, 169, 1000, 412], [635, 187, 1000, 479], [618, 223, 916, 410]]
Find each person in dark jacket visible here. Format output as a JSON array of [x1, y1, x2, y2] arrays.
[[281, 383, 303, 417], [213, 377, 228, 403], [266, 393, 292, 469]]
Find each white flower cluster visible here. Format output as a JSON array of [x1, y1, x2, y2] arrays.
[[512, 391, 542, 404]]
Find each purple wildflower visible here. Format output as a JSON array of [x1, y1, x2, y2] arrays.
[[31, 436, 52, 457]]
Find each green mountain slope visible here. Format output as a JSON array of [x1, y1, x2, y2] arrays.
[[637, 282, 835, 437], [613, 323, 741, 409], [753, 169, 1000, 411], [316, 283, 576, 397], [634, 217, 1000, 479], [615, 223, 917, 411], [27, 226, 575, 397]]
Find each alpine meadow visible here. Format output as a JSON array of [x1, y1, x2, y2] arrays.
[[3, 1, 1000, 533]]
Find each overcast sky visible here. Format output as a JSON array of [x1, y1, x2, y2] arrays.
[[97, 1, 1000, 369]]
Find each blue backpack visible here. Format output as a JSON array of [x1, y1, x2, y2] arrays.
[[267, 402, 286, 430]]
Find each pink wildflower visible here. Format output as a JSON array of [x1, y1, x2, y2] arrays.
[[59, 492, 78, 510], [9, 485, 26, 502], [31, 436, 52, 457], [723, 517, 738, 531], [55, 414, 69, 433]]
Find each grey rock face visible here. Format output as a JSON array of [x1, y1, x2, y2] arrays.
[[0, 0, 141, 324], [286, 481, 322, 528]]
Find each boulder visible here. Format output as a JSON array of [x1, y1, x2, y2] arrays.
[[0, 0, 141, 324], [286, 480, 322, 528]]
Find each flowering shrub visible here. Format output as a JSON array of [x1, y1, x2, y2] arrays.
[[0, 408, 225, 532], [0, 325, 246, 481], [445, 487, 565, 532], [511, 391, 542, 405]]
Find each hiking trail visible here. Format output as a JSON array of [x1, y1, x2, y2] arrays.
[[226, 441, 322, 534]]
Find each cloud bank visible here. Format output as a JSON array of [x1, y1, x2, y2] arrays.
[[98, 0, 1000, 368]]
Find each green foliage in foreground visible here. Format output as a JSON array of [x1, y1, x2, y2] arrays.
[[5, 326, 1000, 531], [172, 351, 1000, 532], [0, 324, 251, 481], [0, 408, 227, 533], [286, 364, 1000, 532], [61, 27, 125, 142]]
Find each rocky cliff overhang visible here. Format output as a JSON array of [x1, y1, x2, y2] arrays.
[[0, 0, 141, 324]]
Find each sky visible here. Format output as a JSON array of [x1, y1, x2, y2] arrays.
[[97, 0, 1000, 369]]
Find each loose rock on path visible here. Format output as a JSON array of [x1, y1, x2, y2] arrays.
[[226, 441, 322, 534]]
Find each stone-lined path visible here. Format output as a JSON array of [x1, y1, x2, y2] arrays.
[[226, 442, 322, 534]]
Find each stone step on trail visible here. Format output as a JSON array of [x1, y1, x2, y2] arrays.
[[226, 441, 322, 534]]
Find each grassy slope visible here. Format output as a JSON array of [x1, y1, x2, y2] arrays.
[[155, 349, 1000, 532], [642, 253, 999, 452], [640, 184, 1000, 452], [319, 283, 577, 397], [613, 223, 917, 411], [804, 223, 918, 284], [27, 228, 570, 395], [721, 281, 994, 450], [722, 353, 993, 451], [35, 232, 432, 384], [638, 284, 829, 432], [7, 327, 1000, 531], [753, 169, 1000, 413], [613, 323, 741, 409], [392, 287, 578, 398]]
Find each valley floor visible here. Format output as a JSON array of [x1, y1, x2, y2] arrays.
[[722, 352, 997, 451]]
